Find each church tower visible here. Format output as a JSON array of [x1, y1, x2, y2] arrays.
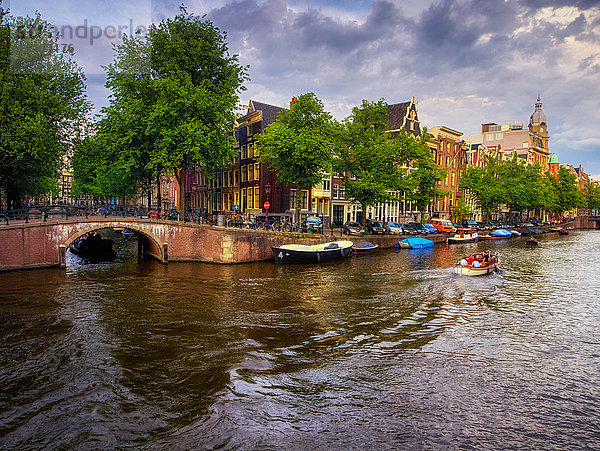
[[528, 96, 550, 168]]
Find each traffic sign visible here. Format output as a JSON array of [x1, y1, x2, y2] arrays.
[[234, 204, 239, 211], [264, 201, 270, 210]]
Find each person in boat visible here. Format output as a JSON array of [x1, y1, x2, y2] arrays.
[[467, 256, 474, 265], [472, 260, 481, 268], [483, 253, 489, 265], [460, 258, 467, 266]]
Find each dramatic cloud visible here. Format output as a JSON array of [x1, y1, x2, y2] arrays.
[[9, 0, 600, 176]]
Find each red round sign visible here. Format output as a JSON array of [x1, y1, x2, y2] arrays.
[[264, 201, 270, 210]]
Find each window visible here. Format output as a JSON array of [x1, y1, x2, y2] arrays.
[[300, 190, 308, 209], [339, 185, 346, 199], [254, 187, 260, 209], [241, 145, 247, 160], [254, 163, 260, 180], [241, 165, 247, 182], [242, 188, 247, 210], [495, 133, 503, 140], [332, 184, 339, 199], [253, 142, 259, 157], [323, 180, 331, 191], [234, 170, 239, 186], [229, 170, 233, 187], [234, 191, 239, 206], [290, 189, 297, 209], [248, 165, 253, 181], [486, 133, 494, 141], [248, 143, 253, 158]]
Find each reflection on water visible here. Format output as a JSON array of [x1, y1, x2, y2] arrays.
[[1, 231, 600, 448]]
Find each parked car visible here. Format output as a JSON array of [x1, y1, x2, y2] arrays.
[[365, 219, 386, 235], [385, 221, 404, 234], [423, 223, 439, 234], [429, 218, 455, 233], [302, 217, 323, 234], [408, 221, 429, 234], [401, 223, 420, 235], [343, 221, 365, 236], [461, 219, 479, 230]]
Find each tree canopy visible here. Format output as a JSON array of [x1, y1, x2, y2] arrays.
[[73, 8, 248, 212], [333, 99, 411, 225], [0, 3, 89, 208], [258, 92, 337, 223]]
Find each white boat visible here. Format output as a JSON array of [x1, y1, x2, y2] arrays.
[[454, 251, 500, 276], [447, 228, 478, 244], [272, 240, 353, 263]]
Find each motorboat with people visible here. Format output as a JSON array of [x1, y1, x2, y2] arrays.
[[351, 241, 379, 254], [526, 237, 542, 246], [272, 240, 353, 263], [447, 228, 478, 244], [454, 251, 500, 276], [69, 232, 117, 262]]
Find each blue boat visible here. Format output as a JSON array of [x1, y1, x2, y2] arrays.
[[397, 237, 434, 249], [490, 229, 512, 239]]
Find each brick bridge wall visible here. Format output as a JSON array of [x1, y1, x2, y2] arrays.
[[0, 217, 448, 271]]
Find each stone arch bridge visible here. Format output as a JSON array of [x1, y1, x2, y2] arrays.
[[0, 218, 323, 271]]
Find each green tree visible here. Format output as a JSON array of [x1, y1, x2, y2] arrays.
[[452, 195, 472, 222], [581, 180, 600, 214], [0, 3, 89, 208], [334, 99, 411, 226], [258, 92, 337, 226], [500, 157, 550, 220], [458, 155, 504, 220], [546, 166, 581, 217], [96, 8, 248, 213], [407, 129, 448, 222]]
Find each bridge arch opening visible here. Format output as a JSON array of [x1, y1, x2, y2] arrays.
[[61, 225, 166, 267]]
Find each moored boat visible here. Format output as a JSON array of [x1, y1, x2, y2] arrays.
[[558, 229, 568, 235], [526, 237, 541, 245], [454, 251, 500, 276], [447, 228, 478, 244], [272, 240, 353, 263], [351, 241, 379, 254], [122, 228, 138, 240]]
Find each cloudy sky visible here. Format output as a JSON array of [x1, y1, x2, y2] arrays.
[[8, 0, 600, 177]]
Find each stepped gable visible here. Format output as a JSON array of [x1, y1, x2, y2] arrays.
[[386, 101, 410, 131], [249, 100, 283, 126]]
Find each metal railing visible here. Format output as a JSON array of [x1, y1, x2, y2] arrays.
[[0, 204, 331, 234]]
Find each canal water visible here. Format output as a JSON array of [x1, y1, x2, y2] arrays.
[[1, 231, 599, 449]]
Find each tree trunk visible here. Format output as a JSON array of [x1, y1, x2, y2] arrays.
[[156, 174, 162, 211], [147, 189, 152, 209], [361, 202, 367, 226], [7, 192, 21, 210], [296, 190, 302, 229]]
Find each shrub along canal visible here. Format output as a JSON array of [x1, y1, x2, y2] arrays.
[[1, 230, 599, 448]]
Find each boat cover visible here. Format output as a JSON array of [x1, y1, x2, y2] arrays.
[[401, 237, 434, 249], [490, 229, 512, 237]]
